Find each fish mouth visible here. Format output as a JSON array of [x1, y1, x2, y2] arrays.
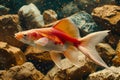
[[14, 33, 23, 40], [14, 33, 18, 39], [14, 33, 17, 39]]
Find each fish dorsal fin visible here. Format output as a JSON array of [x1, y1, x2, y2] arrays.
[[53, 18, 80, 38]]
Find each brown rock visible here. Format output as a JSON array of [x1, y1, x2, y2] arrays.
[[43, 9, 57, 24], [112, 41, 120, 66], [42, 59, 73, 80], [43, 55, 97, 80], [92, 5, 120, 34], [0, 41, 26, 69], [25, 46, 51, 61], [96, 43, 116, 65], [0, 62, 44, 80], [65, 64, 94, 80], [97, 43, 116, 56], [112, 56, 120, 66], [115, 41, 120, 57], [0, 14, 24, 48], [105, 32, 120, 48], [88, 66, 120, 80], [25, 46, 54, 74]]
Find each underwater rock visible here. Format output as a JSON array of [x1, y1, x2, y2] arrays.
[[88, 66, 120, 80], [115, 0, 120, 5], [112, 41, 120, 66], [75, 0, 115, 14], [61, 1, 80, 17], [96, 43, 116, 65], [0, 41, 26, 69], [92, 5, 120, 34], [25, 0, 116, 18], [18, 3, 44, 30], [68, 11, 102, 36], [105, 32, 120, 48], [43, 9, 57, 24], [43, 54, 97, 80], [0, 62, 44, 80], [0, 14, 24, 48], [114, 40, 120, 58], [25, 0, 73, 18], [26, 0, 75, 19], [0, 0, 26, 14], [42, 59, 73, 80], [0, 5, 9, 15], [25, 46, 54, 74], [113, 56, 120, 67]]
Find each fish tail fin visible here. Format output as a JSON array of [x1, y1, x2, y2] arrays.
[[78, 30, 110, 68]]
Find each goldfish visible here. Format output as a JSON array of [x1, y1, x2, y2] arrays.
[[15, 18, 110, 69]]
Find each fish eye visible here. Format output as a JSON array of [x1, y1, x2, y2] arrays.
[[23, 34, 27, 37]]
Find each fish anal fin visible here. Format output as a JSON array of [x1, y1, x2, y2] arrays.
[[64, 46, 86, 67], [50, 50, 63, 69], [53, 18, 80, 38]]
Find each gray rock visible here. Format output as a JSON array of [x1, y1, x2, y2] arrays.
[[61, 1, 80, 17], [88, 66, 120, 80], [25, 0, 116, 18], [115, 0, 120, 5], [68, 11, 102, 36], [0, 5, 9, 15], [25, 0, 74, 18], [18, 3, 44, 30], [0, 0, 26, 14]]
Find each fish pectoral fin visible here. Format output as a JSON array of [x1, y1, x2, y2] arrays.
[[64, 46, 85, 67], [50, 50, 63, 69], [34, 37, 48, 46]]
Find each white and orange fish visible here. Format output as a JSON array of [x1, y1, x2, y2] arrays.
[[15, 18, 110, 69]]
